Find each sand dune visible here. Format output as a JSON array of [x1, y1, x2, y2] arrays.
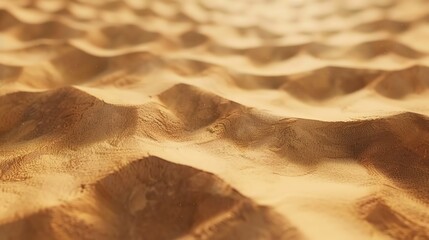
[[1, 0, 429, 239], [0, 156, 302, 240]]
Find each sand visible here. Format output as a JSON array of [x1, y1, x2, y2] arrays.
[[0, 0, 429, 239]]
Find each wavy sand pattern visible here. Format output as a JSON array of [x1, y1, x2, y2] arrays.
[[1, 0, 429, 239]]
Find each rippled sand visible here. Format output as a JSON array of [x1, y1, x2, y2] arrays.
[[1, 0, 429, 239]]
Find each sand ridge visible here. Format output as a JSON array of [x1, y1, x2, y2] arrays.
[[1, 0, 429, 239]]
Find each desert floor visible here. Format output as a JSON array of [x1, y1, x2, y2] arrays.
[[1, 0, 429, 239]]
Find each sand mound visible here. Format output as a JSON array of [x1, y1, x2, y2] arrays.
[[1, 0, 429, 239], [0, 87, 136, 147], [0, 156, 301, 240]]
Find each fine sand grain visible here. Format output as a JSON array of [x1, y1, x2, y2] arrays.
[[1, 0, 429, 239]]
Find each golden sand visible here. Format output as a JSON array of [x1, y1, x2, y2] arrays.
[[1, 0, 429, 239]]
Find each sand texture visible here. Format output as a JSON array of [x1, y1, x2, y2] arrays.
[[1, 0, 429, 239]]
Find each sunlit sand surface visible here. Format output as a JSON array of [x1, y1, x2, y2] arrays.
[[1, 0, 429, 239]]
